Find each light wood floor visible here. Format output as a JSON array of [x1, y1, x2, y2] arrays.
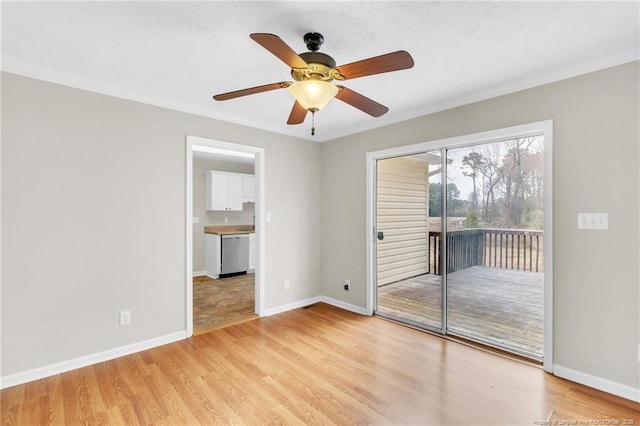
[[193, 273, 257, 335], [2, 303, 638, 425], [378, 266, 543, 358]]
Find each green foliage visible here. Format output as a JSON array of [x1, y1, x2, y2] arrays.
[[523, 209, 544, 230], [463, 211, 480, 228], [429, 182, 465, 217]]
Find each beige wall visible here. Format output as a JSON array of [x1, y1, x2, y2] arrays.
[[1, 72, 323, 376], [322, 61, 639, 389], [2, 62, 638, 396], [192, 157, 255, 273]]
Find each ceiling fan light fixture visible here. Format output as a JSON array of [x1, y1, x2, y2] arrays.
[[288, 80, 338, 112]]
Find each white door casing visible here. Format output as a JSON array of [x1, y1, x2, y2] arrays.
[[186, 135, 266, 337]]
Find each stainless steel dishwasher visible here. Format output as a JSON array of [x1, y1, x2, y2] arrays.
[[220, 234, 250, 276]]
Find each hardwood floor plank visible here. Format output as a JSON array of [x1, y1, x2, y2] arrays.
[[152, 345, 245, 424], [143, 365, 203, 425], [113, 356, 167, 423], [93, 361, 140, 425], [2, 303, 639, 425], [44, 375, 65, 426], [0, 382, 24, 412], [209, 330, 335, 424], [239, 318, 401, 424]]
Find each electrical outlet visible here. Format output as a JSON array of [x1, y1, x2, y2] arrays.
[[120, 310, 131, 326], [344, 280, 351, 291], [224, 217, 229, 224], [192, 217, 199, 224], [284, 279, 290, 290]]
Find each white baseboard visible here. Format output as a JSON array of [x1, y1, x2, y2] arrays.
[[192, 270, 206, 277], [261, 295, 369, 317], [318, 296, 369, 315], [0, 331, 187, 390], [262, 296, 323, 317], [553, 364, 640, 402]]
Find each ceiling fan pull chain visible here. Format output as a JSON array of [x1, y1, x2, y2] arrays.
[[311, 111, 316, 136]]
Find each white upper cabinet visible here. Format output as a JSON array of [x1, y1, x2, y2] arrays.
[[242, 175, 256, 203], [206, 171, 254, 211], [227, 173, 244, 211], [206, 172, 229, 211]]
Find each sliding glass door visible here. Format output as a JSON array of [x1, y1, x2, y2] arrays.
[[375, 151, 443, 331], [444, 137, 544, 359], [374, 133, 546, 361]]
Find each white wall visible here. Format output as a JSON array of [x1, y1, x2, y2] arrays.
[[1, 72, 323, 378], [321, 61, 640, 394], [192, 157, 254, 273]]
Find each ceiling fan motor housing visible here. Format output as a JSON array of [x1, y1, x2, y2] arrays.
[[292, 51, 337, 82], [290, 32, 339, 82]]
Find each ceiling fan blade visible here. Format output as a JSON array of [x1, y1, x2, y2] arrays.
[[334, 51, 414, 80], [287, 101, 308, 125], [335, 86, 389, 117], [250, 33, 309, 69], [213, 82, 291, 101]]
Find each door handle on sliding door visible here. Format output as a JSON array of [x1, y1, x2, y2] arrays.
[[377, 231, 384, 241]]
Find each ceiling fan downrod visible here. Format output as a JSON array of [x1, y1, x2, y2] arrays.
[[303, 32, 324, 52]]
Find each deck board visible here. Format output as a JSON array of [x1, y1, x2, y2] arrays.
[[377, 266, 543, 358]]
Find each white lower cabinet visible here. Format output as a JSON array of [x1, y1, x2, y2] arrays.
[[205, 234, 221, 279], [249, 233, 256, 272]]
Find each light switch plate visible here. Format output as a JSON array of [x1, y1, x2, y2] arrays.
[[266, 212, 272, 223], [120, 310, 131, 326], [577, 213, 608, 230], [192, 217, 199, 224]]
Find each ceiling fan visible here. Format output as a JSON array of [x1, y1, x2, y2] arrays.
[[213, 32, 414, 135]]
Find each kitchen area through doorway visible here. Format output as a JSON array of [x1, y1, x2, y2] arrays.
[[192, 146, 258, 334]]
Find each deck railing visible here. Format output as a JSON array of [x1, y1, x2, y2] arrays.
[[428, 228, 544, 275]]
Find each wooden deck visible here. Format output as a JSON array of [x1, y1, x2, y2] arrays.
[[377, 266, 543, 358]]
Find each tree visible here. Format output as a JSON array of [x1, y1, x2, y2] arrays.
[[459, 136, 543, 229], [500, 137, 537, 227], [477, 146, 503, 225], [461, 151, 484, 213], [429, 182, 463, 217]]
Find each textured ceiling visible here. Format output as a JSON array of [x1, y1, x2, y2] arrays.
[[2, 1, 639, 142]]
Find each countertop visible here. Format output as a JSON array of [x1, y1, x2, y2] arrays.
[[204, 225, 255, 235]]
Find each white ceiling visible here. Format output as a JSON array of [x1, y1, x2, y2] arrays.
[[2, 1, 639, 142]]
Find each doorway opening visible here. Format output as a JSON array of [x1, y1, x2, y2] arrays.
[[366, 121, 553, 370], [186, 136, 265, 337]]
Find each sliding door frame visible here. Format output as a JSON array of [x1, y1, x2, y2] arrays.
[[365, 120, 553, 372]]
